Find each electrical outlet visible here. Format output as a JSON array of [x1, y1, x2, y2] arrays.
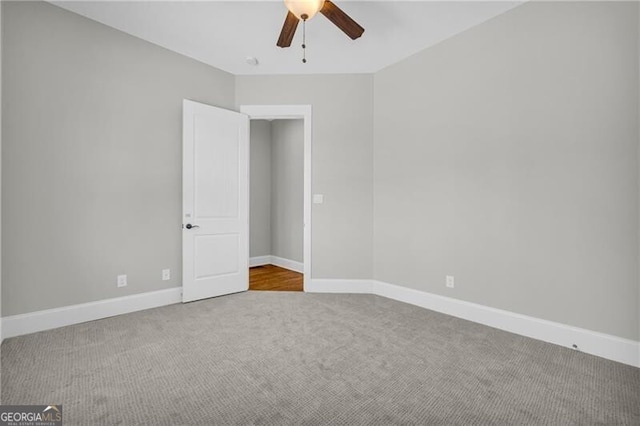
[[117, 274, 127, 288], [446, 275, 454, 288], [162, 269, 171, 281]]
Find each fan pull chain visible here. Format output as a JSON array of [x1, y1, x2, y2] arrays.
[[301, 15, 307, 64]]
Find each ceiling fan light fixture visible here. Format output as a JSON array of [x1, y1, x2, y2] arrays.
[[284, 0, 325, 21]]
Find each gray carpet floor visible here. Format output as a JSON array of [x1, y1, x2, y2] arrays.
[[1, 292, 639, 425]]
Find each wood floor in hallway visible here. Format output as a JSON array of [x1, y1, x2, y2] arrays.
[[249, 265, 303, 292]]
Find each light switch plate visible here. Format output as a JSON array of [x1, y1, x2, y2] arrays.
[[117, 275, 127, 288], [313, 194, 324, 204]]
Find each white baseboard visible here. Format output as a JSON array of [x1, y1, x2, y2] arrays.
[[305, 278, 639, 368], [2, 287, 182, 339], [250, 255, 304, 274], [249, 256, 271, 267], [0, 318, 3, 345], [270, 256, 304, 273], [306, 279, 373, 293]]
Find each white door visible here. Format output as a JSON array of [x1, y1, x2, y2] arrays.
[[182, 100, 249, 302]]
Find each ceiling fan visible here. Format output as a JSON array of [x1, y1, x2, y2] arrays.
[[276, 0, 365, 51]]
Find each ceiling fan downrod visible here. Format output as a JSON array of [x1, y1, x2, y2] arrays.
[[301, 14, 308, 64]]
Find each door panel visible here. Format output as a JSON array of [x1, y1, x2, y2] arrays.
[[194, 234, 239, 278], [183, 100, 249, 302], [194, 115, 239, 218]]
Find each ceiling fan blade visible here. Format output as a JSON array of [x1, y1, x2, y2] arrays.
[[277, 11, 299, 48], [320, 0, 364, 40]]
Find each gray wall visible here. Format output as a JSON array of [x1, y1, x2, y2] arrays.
[[374, 1, 639, 340], [236, 75, 374, 279], [271, 120, 304, 263], [249, 120, 272, 258], [2, 1, 235, 316]]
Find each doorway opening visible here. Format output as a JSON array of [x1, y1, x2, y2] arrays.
[[241, 105, 312, 292], [248, 118, 303, 291]]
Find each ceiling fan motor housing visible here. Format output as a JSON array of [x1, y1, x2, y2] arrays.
[[284, 0, 326, 21]]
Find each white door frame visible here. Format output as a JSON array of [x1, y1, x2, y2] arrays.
[[240, 105, 312, 291]]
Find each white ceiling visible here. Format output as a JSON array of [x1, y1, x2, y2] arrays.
[[52, 1, 523, 75]]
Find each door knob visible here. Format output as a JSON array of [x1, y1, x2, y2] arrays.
[[185, 224, 200, 229]]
